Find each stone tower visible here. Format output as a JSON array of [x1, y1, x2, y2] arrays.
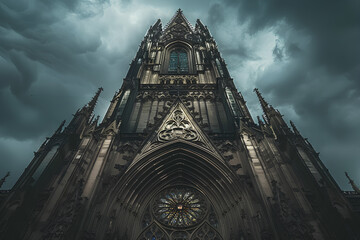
[[0, 10, 359, 240]]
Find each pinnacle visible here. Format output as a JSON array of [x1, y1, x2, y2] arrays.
[[254, 88, 271, 119], [54, 120, 66, 135], [87, 87, 103, 114], [164, 9, 194, 32], [345, 172, 360, 194], [290, 120, 300, 135], [0, 172, 10, 189], [254, 88, 269, 108]]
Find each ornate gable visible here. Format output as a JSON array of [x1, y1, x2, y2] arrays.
[[162, 9, 198, 42], [129, 101, 225, 167]]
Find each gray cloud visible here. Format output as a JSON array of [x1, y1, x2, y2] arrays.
[[207, 3, 225, 25]]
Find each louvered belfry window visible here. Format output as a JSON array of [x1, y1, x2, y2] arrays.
[[168, 49, 189, 73]]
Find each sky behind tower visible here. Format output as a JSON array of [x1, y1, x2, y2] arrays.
[[0, 0, 359, 190]]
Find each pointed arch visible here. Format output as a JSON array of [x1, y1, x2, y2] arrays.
[[191, 222, 224, 240], [161, 41, 195, 74], [103, 141, 248, 238], [114, 141, 241, 209], [136, 223, 169, 240], [168, 48, 189, 73]]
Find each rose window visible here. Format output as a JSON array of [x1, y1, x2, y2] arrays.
[[153, 187, 207, 228]]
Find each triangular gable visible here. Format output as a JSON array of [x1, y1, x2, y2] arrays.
[[163, 9, 194, 37], [129, 101, 224, 167], [102, 119, 119, 135]]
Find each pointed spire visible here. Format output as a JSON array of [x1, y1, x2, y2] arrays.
[[290, 120, 301, 135], [0, 172, 10, 189], [254, 88, 269, 110], [345, 172, 360, 194], [254, 88, 271, 121], [254, 88, 291, 137], [54, 120, 66, 135], [85, 87, 103, 115]]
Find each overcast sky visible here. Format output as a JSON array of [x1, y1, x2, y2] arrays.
[[0, 0, 359, 190]]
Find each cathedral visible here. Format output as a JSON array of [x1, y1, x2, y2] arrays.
[[0, 10, 359, 240]]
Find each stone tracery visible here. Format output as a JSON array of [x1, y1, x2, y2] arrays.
[[158, 107, 199, 142]]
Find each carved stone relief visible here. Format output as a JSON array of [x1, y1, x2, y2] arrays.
[[158, 107, 199, 142], [214, 140, 243, 173]]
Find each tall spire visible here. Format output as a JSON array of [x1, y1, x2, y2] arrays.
[[254, 88, 270, 120], [85, 87, 103, 115], [254, 88, 291, 137], [345, 172, 360, 194]]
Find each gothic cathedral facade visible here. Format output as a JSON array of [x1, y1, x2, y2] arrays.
[[0, 10, 359, 240]]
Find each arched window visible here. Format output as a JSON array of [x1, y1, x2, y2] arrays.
[[168, 49, 189, 73]]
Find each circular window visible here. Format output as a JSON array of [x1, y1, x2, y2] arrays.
[[153, 187, 207, 228]]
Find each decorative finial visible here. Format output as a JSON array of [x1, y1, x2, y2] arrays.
[[290, 120, 300, 135], [54, 120, 66, 135], [345, 172, 360, 194], [0, 172, 10, 189]]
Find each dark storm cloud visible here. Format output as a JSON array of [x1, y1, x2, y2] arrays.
[[272, 40, 284, 61], [221, 45, 259, 62], [207, 3, 225, 25], [215, 0, 360, 189], [0, 0, 144, 187], [224, 0, 360, 77], [0, 0, 136, 140], [0, 0, 359, 191]]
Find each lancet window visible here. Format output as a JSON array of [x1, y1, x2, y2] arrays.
[[168, 49, 189, 73]]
